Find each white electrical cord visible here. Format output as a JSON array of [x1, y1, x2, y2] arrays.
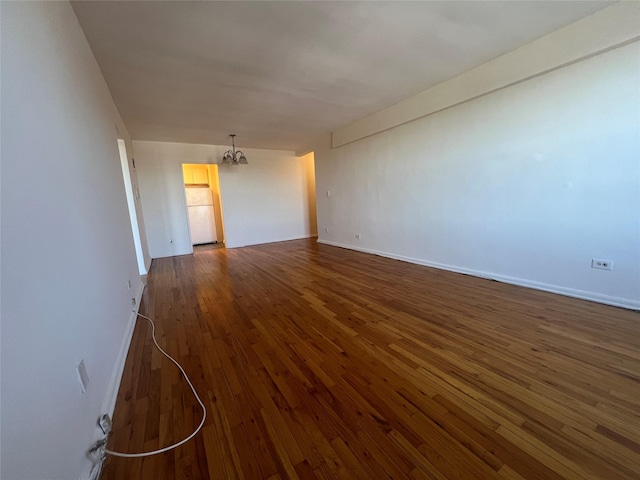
[[104, 312, 207, 458]]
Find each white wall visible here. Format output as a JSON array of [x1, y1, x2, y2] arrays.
[[1, 3, 146, 479], [134, 141, 318, 256], [315, 42, 640, 309], [332, 2, 640, 149]]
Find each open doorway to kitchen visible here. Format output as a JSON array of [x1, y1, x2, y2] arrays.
[[182, 164, 225, 248], [300, 152, 318, 237]]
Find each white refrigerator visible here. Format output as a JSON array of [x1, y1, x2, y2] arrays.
[[185, 187, 218, 245]]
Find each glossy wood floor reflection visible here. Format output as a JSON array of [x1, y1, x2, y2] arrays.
[[101, 239, 640, 480]]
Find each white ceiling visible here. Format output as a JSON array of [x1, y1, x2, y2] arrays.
[[72, 1, 613, 152]]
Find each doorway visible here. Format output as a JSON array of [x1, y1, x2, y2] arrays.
[[183, 164, 225, 247], [118, 139, 147, 274]]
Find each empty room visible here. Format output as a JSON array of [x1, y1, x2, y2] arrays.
[[1, 1, 639, 480]]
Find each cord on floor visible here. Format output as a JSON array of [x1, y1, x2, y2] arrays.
[[91, 312, 207, 465]]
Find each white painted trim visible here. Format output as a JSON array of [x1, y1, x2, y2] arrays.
[[100, 281, 144, 418], [81, 282, 145, 480], [118, 140, 147, 275], [226, 234, 318, 249], [332, 2, 640, 148], [317, 239, 640, 311]]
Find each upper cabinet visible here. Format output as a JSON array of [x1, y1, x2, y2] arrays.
[[183, 164, 209, 185]]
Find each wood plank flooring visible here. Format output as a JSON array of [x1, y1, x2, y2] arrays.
[[101, 239, 640, 479]]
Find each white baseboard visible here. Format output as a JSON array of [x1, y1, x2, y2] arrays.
[[317, 239, 639, 311], [101, 281, 145, 417], [144, 257, 152, 275], [80, 282, 145, 479]]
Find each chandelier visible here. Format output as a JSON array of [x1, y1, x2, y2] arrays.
[[221, 134, 248, 165]]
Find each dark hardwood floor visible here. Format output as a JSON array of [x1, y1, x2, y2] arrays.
[[101, 239, 640, 479]]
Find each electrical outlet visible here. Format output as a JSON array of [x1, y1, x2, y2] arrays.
[[326, 190, 331, 197], [355, 234, 361, 239], [324, 227, 329, 234], [75, 359, 89, 394], [591, 259, 612, 271], [98, 414, 112, 435]]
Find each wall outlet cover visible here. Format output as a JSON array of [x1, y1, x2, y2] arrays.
[[98, 414, 112, 435], [591, 259, 612, 270], [75, 359, 89, 394]]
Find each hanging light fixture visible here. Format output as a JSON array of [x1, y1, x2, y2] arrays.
[[221, 134, 248, 165]]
